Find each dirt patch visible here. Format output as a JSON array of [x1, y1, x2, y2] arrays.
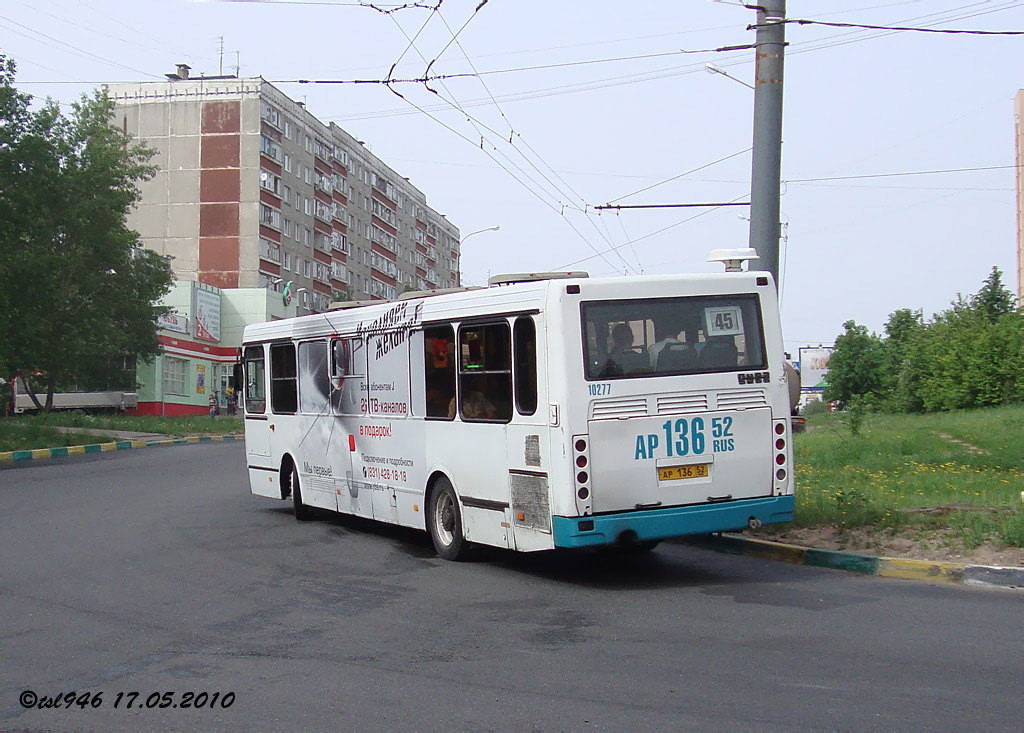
[[750, 525, 1024, 568]]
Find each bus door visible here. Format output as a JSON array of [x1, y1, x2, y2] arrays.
[[503, 316, 551, 551], [243, 344, 272, 465], [329, 336, 369, 519], [434, 321, 513, 549], [291, 339, 340, 511]]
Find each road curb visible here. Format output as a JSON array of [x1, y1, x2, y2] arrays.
[[690, 533, 1023, 589], [0, 434, 241, 464]]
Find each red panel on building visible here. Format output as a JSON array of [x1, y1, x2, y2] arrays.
[[201, 101, 241, 134], [199, 203, 240, 237], [199, 237, 240, 288], [200, 168, 240, 203], [201, 135, 240, 168]]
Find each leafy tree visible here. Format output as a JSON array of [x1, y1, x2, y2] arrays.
[[883, 308, 924, 412], [821, 320, 886, 409], [0, 57, 173, 409], [971, 266, 1016, 323]]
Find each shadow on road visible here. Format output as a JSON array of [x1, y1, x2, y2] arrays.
[[267, 505, 738, 591]]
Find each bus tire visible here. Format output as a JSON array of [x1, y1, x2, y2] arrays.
[[427, 477, 470, 561], [291, 465, 313, 521]]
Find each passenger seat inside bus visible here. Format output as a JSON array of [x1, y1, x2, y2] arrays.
[[656, 343, 699, 373], [700, 336, 739, 370]]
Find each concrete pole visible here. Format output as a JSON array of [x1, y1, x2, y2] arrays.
[[748, 0, 786, 289]]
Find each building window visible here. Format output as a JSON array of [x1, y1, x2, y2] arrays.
[[260, 101, 282, 129], [282, 218, 292, 238], [260, 135, 280, 161], [162, 356, 187, 396], [260, 204, 281, 230], [282, 251, 291, 270], [259, 169, 281, 196], [259, 238, 281, 263], [283, 153, 292, 173], [303, 228, 311, 247], [283, 185, 291, 204]]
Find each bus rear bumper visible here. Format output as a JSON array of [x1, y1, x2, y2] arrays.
[[551, 495, 795, 549]]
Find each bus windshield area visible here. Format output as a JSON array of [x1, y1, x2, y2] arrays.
[[582, 294, 766, 380]]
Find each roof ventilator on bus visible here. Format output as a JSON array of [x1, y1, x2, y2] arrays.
[[572, 435, 593, 517], [706, 248, 758, 273], [773, 420, 788, 494]]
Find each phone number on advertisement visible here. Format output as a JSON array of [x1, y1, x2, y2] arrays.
[[363, 465, 407, 482], [19, 690, 235, 710]]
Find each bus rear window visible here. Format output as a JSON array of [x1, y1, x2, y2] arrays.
[[581, 295, 766, 380]]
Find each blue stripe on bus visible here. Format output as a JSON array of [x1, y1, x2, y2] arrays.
[[551, 495, 795, 548]]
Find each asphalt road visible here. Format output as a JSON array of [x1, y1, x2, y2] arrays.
[[1, 443, 1021, 731]]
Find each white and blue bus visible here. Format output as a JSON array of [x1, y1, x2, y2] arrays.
[[242, 256, 795, 560]]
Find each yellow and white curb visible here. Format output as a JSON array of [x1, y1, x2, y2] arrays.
[[692, 533, 1023, 590], [1, 435, 240, 464]]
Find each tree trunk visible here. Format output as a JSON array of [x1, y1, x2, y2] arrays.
[[22, 376, 45, 412], [45, 372, 56, 412]]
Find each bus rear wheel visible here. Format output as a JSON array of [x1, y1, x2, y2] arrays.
[[427, 477, 471, 561], [291, 465, 313, 521]]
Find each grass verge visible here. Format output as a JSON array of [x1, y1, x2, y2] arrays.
[[781, 404, 1024, 549], [0, 413, 243, 453]]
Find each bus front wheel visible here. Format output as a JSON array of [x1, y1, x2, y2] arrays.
[[291, 465, 313, 521], [427, 477, 470, 561]]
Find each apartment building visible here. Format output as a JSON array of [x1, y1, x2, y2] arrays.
[[107, 65, 462, 314]]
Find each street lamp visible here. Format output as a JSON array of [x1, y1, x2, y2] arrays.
[[704, 63, 754, 90], [458, 225, 500, 286], [461, 225, 500, 243]]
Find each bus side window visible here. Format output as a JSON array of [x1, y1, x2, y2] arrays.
[[459, 322, 512, 423], [331, 337, 365, 415], [513, 316, 537, 415], [424, 325, 455, 420], [243, 345, 266, 414], [269, 343, 298, 414], [298, 340, 330, 414]]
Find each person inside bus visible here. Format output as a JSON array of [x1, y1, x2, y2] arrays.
[[448, 389, 498, 420], [606, 323, 648, 375], [650, 312, 700, 372]]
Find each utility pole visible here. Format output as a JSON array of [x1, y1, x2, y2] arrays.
[[747, 0, 786, 290]]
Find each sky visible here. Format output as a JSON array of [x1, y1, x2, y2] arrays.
[[2, 0, 1022, 352]]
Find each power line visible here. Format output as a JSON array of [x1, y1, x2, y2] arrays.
[[376, 2, 627, 274], [605, 147, 752, 205], [785, 164, 1021, 184], [595, 202, 751, 210], [275, 47, 745, 86], [759, 17, 1024, 35]]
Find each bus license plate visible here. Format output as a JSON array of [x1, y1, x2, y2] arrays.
[[658, 464, 709, 481]]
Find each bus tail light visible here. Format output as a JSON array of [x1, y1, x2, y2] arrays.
[[772, 420, 790, 495], [572, 434, 592, 516]]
